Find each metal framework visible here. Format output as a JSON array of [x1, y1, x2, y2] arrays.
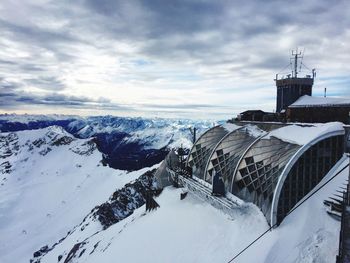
[[204, 125, 265, 192], [271, 130, 344, 225], [186, 125, 232, 180], [232, 136, 300, 222], [186, 123, 345, 226]]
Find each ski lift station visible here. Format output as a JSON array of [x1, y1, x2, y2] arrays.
[[152, 50, 350, 263], [186, 122, 344, 226], [156, 50, 350, 228]]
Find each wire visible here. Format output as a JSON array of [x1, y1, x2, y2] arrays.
[[277, 62, 292, 75], [227, 162, 349, 263], [301, 62, 312, 71]]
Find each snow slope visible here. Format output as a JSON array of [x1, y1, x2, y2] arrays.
[[38, 187, 269, 263], [38, 159, 348, 263], [0, 127, 152, 263], [237, 156, 348, 263]]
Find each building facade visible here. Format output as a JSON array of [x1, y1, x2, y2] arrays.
[[276, 77, 314, 113], [287, 95, 350, 124]]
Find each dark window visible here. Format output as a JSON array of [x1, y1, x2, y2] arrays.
[[276, 135, 344, 224]]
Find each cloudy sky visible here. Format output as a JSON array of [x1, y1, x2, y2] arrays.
[[0, 0, 349, 119]]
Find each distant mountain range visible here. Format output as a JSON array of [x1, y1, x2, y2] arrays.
[[0, 114, 215, 170]]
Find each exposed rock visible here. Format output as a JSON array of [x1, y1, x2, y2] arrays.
[[39, 147, 52, 156], [63, 242, 86, 263], [33, 138, 45, 148], [0, 133, 19, 159], [0, 161, 11, 174], [51, 136, 74, 146], [33, 245, 49, 258], [93, 169, 157, 229], [29, 169, 159, 262], [70, 140, 96, 156]]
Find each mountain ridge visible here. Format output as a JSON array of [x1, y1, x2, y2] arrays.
[[0, 114, 215, 171]]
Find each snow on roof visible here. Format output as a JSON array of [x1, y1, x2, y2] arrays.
[[263, 122, 344, 145], [243, 124, 267, 138], [221, 122, 240, 132], [290, 95, 350, 108]]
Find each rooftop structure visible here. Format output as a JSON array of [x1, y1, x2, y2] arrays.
[[237, 110, 278, 122], [287, 95, 350, 124], [275, 49, 316, 113], [290, 95, 350, 108]]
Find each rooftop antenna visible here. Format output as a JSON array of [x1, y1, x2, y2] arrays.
[[292, 48, 302, 78], [299, 48, 305, 73]]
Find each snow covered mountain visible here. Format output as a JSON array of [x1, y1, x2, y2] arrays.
[[0, 114, 215, 170], [32, 155, 349, 263], [0, 117, 346, 263], [0, 126, 159, 263]]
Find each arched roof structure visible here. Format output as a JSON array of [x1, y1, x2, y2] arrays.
[[186, 122, 345, 226], [186, 123, 239, 180], [232, 135, 301, 223], [270, 128, 344, 225], [204, 125, 266, 191]]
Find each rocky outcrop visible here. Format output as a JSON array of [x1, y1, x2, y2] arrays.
[[0, 161, 11, 174], [93, 169, 158, 229], [30, 169, 160, 262], [70, 140, 96, 156]]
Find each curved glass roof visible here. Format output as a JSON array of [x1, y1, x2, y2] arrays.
[[185, 122, 344, 226], [232, 137, 300, 220], [187, 124, 237, 180], [204, 125, 265, 192]]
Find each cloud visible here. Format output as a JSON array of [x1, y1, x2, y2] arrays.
[[24, 76, 66, 91], [0, 77, 101, 108], [0, 90, 130, 111], [0, 0, 349, 119]]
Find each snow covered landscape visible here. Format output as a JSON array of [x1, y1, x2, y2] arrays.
[[1, 0, 349, 262], [0, 125, 154, 262], [0, 115, 347, 263]]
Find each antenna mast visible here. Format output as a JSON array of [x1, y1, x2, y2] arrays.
[[292, 48, 302, 78]]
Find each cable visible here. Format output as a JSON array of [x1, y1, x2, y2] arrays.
[[301, 62, 312, 72], [277, 62, 292, 75], [299, 48, 305, 73], [227, 162, 349, 263]]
